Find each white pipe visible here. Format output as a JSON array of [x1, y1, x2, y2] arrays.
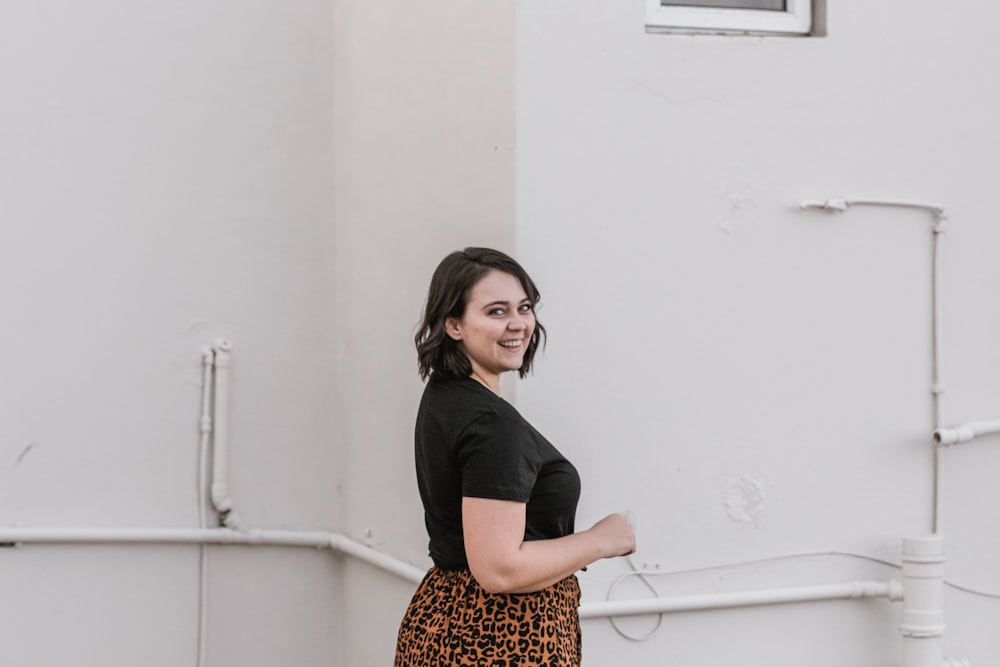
[[8, 520, 964, 667], [0, 526, 334, 546], [0, 525, 908, 617], [196, 347, 214, 667], [0, 527, 428, 584], [934, 420, 1000, 446], [800, 197, 948, 533], [327, 534, 428, 584], [800, 197, 946, 217], [931, 223, 945, 533], [210, 338, 239, 528], [577, 579, 901, 619], [901, 535, 946, 667], [198, 347, 215, 501], [0, 524, 902, 619]]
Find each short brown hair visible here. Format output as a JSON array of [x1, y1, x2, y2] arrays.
[[415, 247, 546, 380]]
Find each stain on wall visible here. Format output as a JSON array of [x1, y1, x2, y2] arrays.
[[724, 475, 766, 527]]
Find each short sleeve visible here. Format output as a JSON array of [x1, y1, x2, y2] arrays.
[[456, 409, 541, 502]]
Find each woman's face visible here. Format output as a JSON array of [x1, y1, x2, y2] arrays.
[[446, 269, 535, 383]]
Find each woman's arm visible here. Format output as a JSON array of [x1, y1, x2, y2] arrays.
[[463, 497, 636, 594]]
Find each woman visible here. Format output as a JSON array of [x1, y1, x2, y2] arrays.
[[394, 247, 636, 666]]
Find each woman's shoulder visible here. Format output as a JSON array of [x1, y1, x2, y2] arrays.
[[425, 374, 494, 403], [422, 375, 525, 425], [421, 375, 495, 416]]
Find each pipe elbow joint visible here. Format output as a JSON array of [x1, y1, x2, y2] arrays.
[[200, 346, 215, 364], [933, 209, 949, 233], [935, 424, 978, 446], [211, 485, 233, 512], [221, 510, 242, 530]]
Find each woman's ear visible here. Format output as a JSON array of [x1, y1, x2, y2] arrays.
[[445, 317, 463, 341]]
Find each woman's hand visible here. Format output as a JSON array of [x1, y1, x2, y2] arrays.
[[587, 513, 636, 558]]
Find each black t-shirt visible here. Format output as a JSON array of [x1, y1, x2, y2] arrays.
[[415, 375, 581, 570]]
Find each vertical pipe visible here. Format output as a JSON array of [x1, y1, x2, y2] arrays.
[[931, 216, 945, 430], [198, 347, 215, 527], [931, 215, 946, 534], [196, 347, 214, 667], [211, 338, 239, 528], [900, 535, 945, 667]]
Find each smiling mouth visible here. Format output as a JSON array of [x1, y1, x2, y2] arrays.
[[499, 340, 523, 349]]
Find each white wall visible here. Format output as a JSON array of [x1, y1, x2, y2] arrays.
[[0, 1, 516, 664], [330, 0, 517, 663], [6, 1, 998, 666], [517, 1, 1000, 665], [0, 3, 342, 665]]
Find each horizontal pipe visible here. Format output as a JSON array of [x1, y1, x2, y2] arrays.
[[0, 527, 330, 547], [800, 197, 946, 218], [577, 579, 902, 619], [934, 420, 1000, 446], [0, 527, 427, 584], [0, 527, 904, 620]]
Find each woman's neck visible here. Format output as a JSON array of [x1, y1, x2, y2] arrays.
[[469, 369, 501, 396]]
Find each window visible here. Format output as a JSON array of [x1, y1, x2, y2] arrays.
[[646, 0, 813, 36]]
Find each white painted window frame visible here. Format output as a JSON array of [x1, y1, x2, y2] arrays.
[[646, 0, 812, 36]]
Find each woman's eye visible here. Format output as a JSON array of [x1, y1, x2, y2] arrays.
[[518, 304, 533, 313], [489, 308, 505, 316]]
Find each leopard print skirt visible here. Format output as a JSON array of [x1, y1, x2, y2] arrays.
[[393, 567, 582, 666]]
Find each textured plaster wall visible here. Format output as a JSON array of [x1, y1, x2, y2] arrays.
[[516, 1, 1000, 665], [0, 2, 341, 665]]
